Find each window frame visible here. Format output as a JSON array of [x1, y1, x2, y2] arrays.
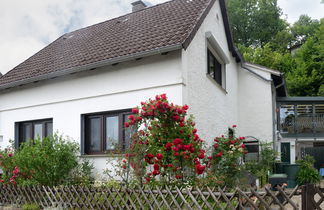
[[15, 118, 53, 148], [206, 46, 226, 90], [81, 109, 132, 155]]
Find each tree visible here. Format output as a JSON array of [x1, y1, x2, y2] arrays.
[[290, 15, 320, 46], [227, 0, 286, 47], [286, 19, 324, 96]]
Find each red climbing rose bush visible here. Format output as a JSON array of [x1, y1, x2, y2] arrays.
[[123, 94, 207, 186], [206, 126, 248, 188]]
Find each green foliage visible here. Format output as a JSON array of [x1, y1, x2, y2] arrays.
[[291, 15, 320, 46], [244, 143, 278, 186], [0, 134, 83, 186], [22, 203, 40, 210], [296, 155, 321, 185], [227, 0, 323, 96], [69, 158, 95, 186], [227, 0, 286, 47]]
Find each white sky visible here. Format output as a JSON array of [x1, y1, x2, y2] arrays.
[[0, 0, 323, 75]]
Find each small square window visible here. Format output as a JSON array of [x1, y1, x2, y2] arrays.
[[82, 110, 135, 154]]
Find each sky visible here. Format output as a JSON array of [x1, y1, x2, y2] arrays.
[[0, 0, 323, 75]]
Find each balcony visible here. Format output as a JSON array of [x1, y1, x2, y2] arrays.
[[277, 97, 324, 138]]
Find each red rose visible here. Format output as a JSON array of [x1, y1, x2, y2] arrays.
[[215, 151, 223, 157], [193, 128, 197, 134], [174, 152, 179, 156], [241, 144, 246, 148], [160, 94, 167, 100], [172, 147, 179, 152], [145, 177, 151, 182], [128, 115, 134, 120], [146, 153, 154, 159], [132, 108, 139, 114], [179, 122, 185, 127], [156, 153, 163, 160], [182, 104, 189, 110], [213, 144, 218, 149], [152, 170, 160, 176], [8, 153, 13, 157], [124, 122, 130, 128], [173, 138, 183, 145], [232, 125, 237, 128], [136, 116, 142, 121], [165, 143, 172, 150], [172, 115, 179, 121], [195, 164, 206, 175], [207, 156, 212, 160], [184, 155, 190, 159], [168, 164, 173, 168], [198, 153, 204, 159], [153, 164, 160, 170]]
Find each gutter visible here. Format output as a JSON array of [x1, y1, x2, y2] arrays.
[[0, 44, 183, 91], [241, 64, 273, 82]]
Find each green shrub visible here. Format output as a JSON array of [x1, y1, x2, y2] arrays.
[[296, 155, 321, 185], [22, 203, 40, 210], [14, 134, 79, 186], [69, 158, 95, 186]]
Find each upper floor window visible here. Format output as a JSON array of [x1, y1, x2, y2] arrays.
[[207, 48, 226, 89], [15, 118, 53, 147], [82, 109, 135, 155], [207, 49, 222, 86]]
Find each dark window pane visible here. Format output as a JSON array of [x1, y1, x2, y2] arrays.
[[207, 49, 222, 86], [214, 58, 222, 85], [279, 104, 295, 134], [208, 51, 215, 77], [34, 123, 43, 140], [22, 123, 32, 142], [46, 122, 53, 137], [106, 116, 119, 150], [89, 117, 101, 152]]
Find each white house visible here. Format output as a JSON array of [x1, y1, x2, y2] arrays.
[[2, 0, 314, 178]]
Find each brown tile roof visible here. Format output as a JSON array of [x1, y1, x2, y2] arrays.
[[0, 0, 238, 89]]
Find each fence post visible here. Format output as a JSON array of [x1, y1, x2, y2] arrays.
[[302, 184, 316, 210]]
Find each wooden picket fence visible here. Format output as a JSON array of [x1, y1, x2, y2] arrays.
[[0, 184, 306, 209]]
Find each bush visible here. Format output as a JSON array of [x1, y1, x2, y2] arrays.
[[244, 143, 278, 186], [207, 126, 247, 188], [123, 94, 206, 186], [296, 155, 321, 185], [0, 134, 80, 186]]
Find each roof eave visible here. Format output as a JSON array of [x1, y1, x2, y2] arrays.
[[0, 44, 182, 91]]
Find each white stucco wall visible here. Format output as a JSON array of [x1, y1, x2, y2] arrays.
[[181, 0, 240, 146], [0, 51, 183, 178], [238, 65, 274, 143]]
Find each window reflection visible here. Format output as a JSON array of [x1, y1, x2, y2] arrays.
[[279, 103, 324, 136], [280, 104, 295, 134]]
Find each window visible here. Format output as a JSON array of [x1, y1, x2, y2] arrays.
[[207, 48, 225, 87], [243, 139, 260, 162], [15, 119, 53, 147], [82, 110, 134, 154]]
